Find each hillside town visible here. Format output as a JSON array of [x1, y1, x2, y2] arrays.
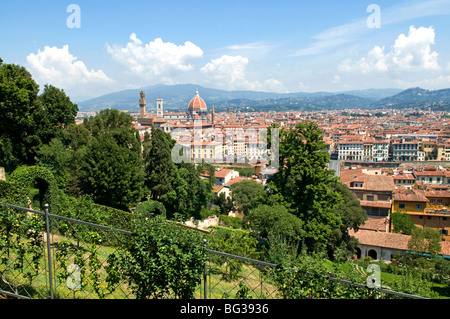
[[85, 89, 450, 261]]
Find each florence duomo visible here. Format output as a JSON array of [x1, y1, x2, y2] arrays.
[[137, 89, 213, 128]]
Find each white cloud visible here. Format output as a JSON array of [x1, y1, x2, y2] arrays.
[[294, 0, 450, 57], [106, 33, 204, 83], [26, 45, 113, 96], [225, 42, 268, 51], [339, 26, 440, 73], [200, 55, 287, 92]]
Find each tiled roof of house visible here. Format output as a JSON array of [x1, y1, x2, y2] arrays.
[[349, 229, 410, 250], [340, 168, 394, 192], [360, 201, 392, 208], [215, 169, 233, 178], [423, 190, 450, 198], [359, 218, 388, 232], [350, 229, 450, 257], [393, 188, 429, 202]]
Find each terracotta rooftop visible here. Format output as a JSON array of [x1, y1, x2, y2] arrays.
[[340, 168, 394, 192], [360, 201, 392, 208], [393, 188, 429, 202], [359, 218, 389, 232], [350, 229, 410, 250], [350, 229, 450, 257], [214, 169, 234, 178]]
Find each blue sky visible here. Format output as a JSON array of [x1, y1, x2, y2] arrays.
[[1, 0, 450, 101]]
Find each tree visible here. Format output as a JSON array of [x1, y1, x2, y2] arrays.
[[134, 200, 166, 218], [113, 214, 205, 299], [391, 211, 416, 235], [36, 84, 78, 145], [176, 162, 213, 219], [0, 61, 78, 173], [78, 132, 145, 210], [145, 128, 177, 204], [408, 227, 442, 257], [214, 192, 234, 215], [230, 179, 266, 215], [142, 131, 152, 164], [35, 138, 73, 191], [0, 60, 40, 171], [265, 121, 343, 252], [246, 204, 305, 243], [77, 109, 146, 210]]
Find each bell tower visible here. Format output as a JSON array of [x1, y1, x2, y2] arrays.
[[156, 98, 163, 118], [139, 90, 146, 118]]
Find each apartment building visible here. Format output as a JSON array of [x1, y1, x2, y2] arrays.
[[178, 141, 223, 163], [340, 168, 394, 218], [393, 173, 416, 189], [392, 137, 419, 162], [392, 188, 450, 241], [338, 140, 364, 161]]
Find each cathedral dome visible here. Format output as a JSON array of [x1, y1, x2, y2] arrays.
[[188, 90, 207, 112]]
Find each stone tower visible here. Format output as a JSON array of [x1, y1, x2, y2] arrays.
[[211, 104, 215, 125], [156, 98, 163, 118], [139, 90, 146, 118]]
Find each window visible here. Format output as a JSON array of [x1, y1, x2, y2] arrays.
[[430, 199, 436, 204], [399, 203, 405, 209], [440, 230, 448, 236], [427, 216, 432, 220], [419, 215, 423, 219], [367, 195, 374, 201], [437, 199, 443, 204], [416, 204, 422, 209]]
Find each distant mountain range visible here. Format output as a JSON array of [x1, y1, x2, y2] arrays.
[[76, 84, 450, 113]]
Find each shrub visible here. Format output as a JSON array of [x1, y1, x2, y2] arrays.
[[108, 213, 205, 299]]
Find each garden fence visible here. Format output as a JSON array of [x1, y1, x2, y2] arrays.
[[0, 202, 428, 300]]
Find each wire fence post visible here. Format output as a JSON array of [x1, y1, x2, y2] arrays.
[[203, 238, 207, 299], [44, 203, 54, 299]]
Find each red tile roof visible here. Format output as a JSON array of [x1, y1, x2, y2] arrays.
[[350, 229, 410, 250], [215, 169, 233, 178], [340, 168, 394, 192], [393, 188, 429, 202]]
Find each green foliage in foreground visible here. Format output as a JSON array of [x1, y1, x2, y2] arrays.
[[106, 214, 206, 299]]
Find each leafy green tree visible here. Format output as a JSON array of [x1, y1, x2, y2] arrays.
[[134, 200, 166, 218], [145, 128, 177, 204], [208, 226, 260, 280], [265, 121, 343, 253], [35, 138, 73, 191], [73, 109, 145, 210], [246, 204, 305, 243], [0, 61, 78, 173], [230, 179, 266, 215], [110, 213, 205, 299], [36, 84, 78, 145], [391, 211, 416, 235], [176, 163, 213, 219], [144, 128, 213, 219], [0, 60, 40, 171], [214, 192, 234, 215], [408, 227, 442, 256], [78, 133, 145, 210], [142, 131, 152, 164]]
